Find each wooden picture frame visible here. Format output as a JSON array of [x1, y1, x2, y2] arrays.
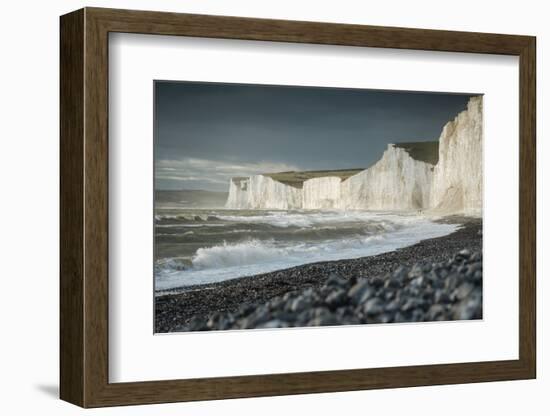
[[60, 7, 536, 408]]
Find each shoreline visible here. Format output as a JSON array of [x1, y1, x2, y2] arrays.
[[155, 215, 482, 333]]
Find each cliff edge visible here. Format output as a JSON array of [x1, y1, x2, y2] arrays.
[[225, 96, 482, 216]]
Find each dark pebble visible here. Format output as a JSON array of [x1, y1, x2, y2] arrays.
[[325, 289, 348, 310], [156, 220, 482, 332]]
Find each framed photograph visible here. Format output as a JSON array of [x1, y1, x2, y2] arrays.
[[60, 7, 536, 407]]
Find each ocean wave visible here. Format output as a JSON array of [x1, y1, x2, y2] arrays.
[[192, 239, 285, 269], [155, 209, 419, 230], [155, 257, 192, 273], [155, 223, 227, 228], [155, 214, 221, 222], [154, 219, 458, 290], [214, 210, 420, 229], [190, 235, 388, 271], [156, 231, 195, 237]]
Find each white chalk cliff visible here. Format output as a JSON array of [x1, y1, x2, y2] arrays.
[[339, 144, 434, 210], [225, 96, 482, 215], [226, 174, 302, 210], [303, 177, 342, 209], [430, 96, 483, 215]]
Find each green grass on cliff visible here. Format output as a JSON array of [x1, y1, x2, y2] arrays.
[[393, 141, 439, 165], [232, 142, 439, 189], [265, 169, 364, 188]]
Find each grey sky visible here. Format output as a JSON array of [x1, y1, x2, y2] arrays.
[[155, 81, 476, 191]]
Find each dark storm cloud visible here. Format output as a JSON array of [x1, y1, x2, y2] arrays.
[[154, 81, 476, 191]]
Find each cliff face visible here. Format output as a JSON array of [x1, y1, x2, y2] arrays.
[[225, 96, 482, 215], [430, 96, 483, 215], [225, 178, 249, 209], [340, 145, 434, 210], [303, 177, 342, 209], [226, 175, 302, 209]]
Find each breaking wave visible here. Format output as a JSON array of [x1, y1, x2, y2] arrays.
[[154, 212, 458, 291]]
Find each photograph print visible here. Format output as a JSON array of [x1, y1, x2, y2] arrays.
[[154, 81, 483, 333]]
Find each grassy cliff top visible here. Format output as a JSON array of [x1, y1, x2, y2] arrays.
[[230, 169, 364, 189], [393, 141, 439, 165], [265, 169, 364, 188], [230, 141, 438, 189]]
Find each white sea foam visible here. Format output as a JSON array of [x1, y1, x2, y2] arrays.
[[155, 223, 227, 228], [216, 210, 418, 229], [192, 239, 285, 270], [154, 216, 458, 291]]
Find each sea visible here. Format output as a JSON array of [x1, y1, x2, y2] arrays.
[[154, 191, 458, 292]]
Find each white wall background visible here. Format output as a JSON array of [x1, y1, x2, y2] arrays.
[[0, 0, 546, 414]]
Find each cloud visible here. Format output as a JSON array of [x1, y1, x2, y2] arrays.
[[155, 157, 300, 190]]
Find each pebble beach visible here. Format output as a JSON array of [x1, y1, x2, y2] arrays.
[[155, 216, 482, 332]]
